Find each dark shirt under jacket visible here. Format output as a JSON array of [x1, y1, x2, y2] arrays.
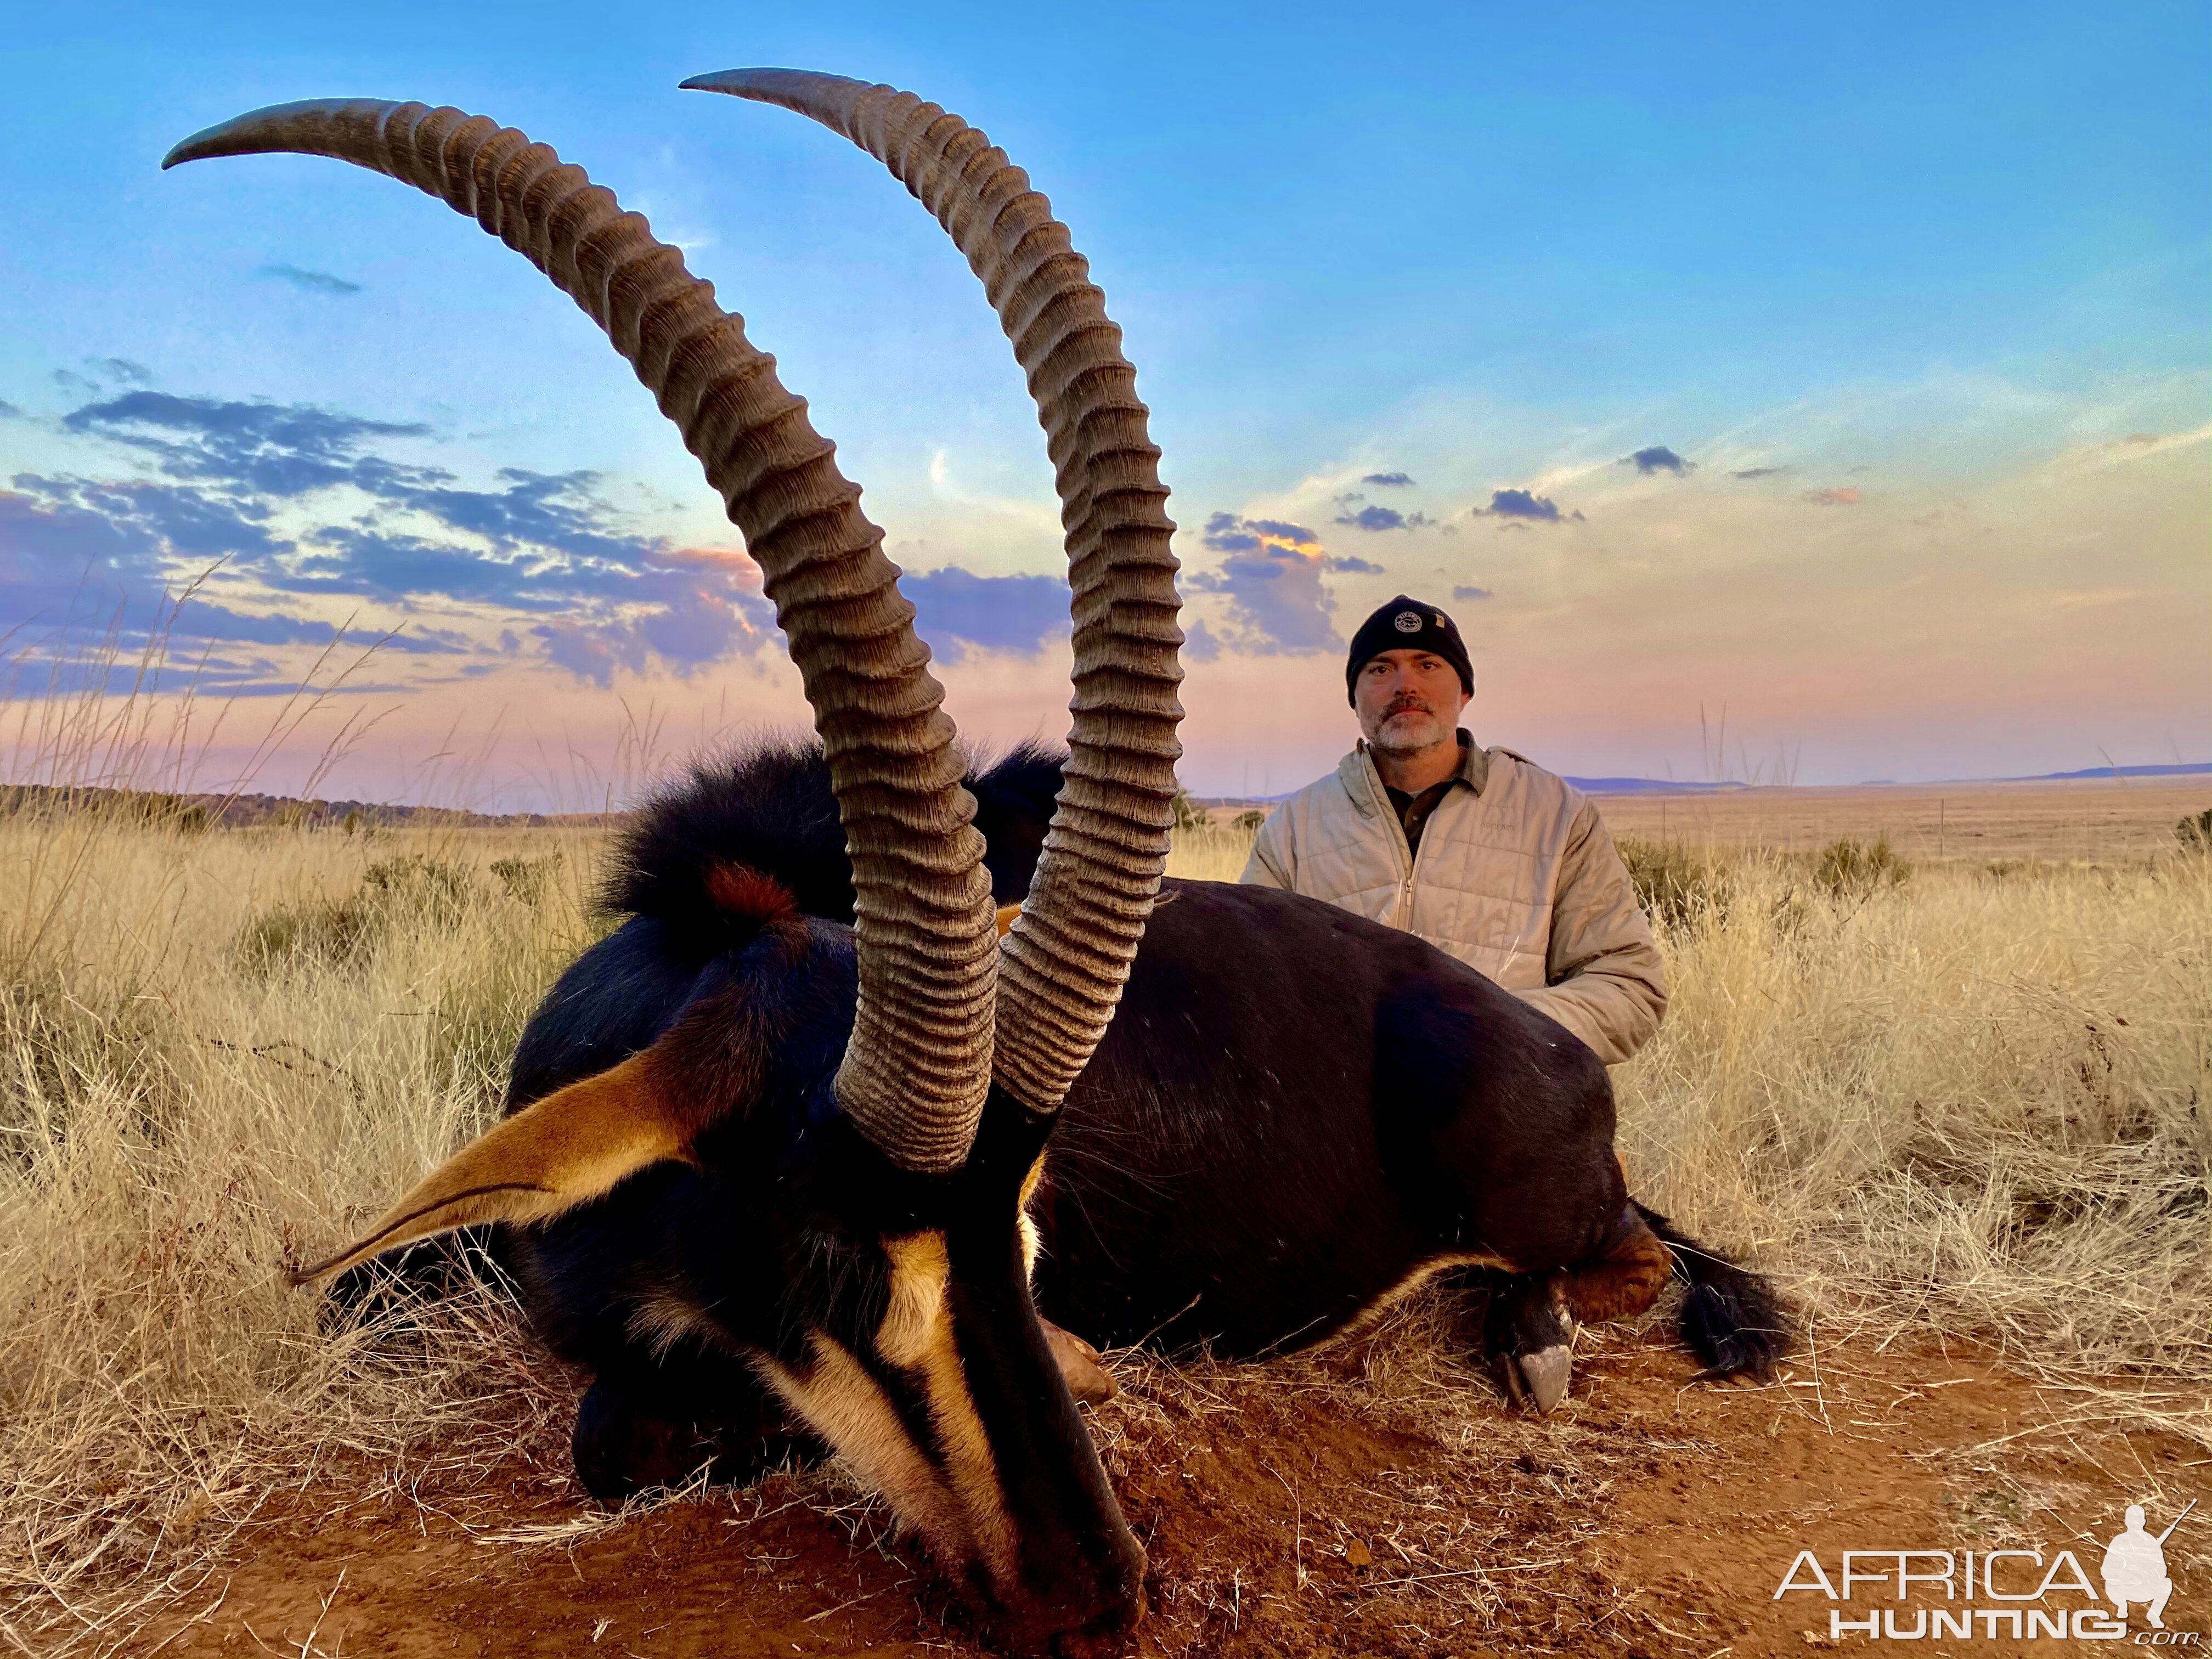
[[1380, 733, 1486, 859]]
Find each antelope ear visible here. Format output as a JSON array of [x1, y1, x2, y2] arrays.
[[290, 1050, 686, 1285]]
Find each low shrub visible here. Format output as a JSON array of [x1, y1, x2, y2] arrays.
[[231, 894, 375, 975], [1616, 837, 1731, 932], [1813, 832, 1910, 900], [233, 855, 481, 977], [489, 855, 554, 906]]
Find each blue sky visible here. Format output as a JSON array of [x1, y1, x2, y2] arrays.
[[2, 1, 2205, 804]]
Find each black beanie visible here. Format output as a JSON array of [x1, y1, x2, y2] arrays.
[[1345, 595, 1474, 706]]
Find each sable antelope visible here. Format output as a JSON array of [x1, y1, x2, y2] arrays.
[[165, 71, 1783, 1658]]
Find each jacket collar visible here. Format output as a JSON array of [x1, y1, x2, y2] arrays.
[[1339, 729, 1488, 816]]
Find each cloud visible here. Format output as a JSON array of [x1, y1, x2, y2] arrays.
[[495, 540, 778, 687], [64, 392, 431, 499], [167, 599, 467, 656], [50, 358, 154, 397], [1181, 618, 1222, 663], [1324, 554, 1385, 574], [1803, 487, 1863, 506], [9, 391, 786, 689], [1187, 515, 1341, 654], [2, 486, 161, 579], [1452, 585, 1493, 601], [367, 467, 672, 567], [1200, 512, 1261, 553], [0, 401, 20, 419], [0, 486, 464, 695], [1730, 466, 1787, 479], [17, 473, 290, 563], [1339, 505, 1404, 532], [1621, 445, 1695, 476], [1203, 512, 1323, 554], [1475, 488, 1582, 523], [1333, 504, 1434, 533], [1361, 471, 1415, 487], [261, 263, 364, 296], [901, 567, 1069, 661]]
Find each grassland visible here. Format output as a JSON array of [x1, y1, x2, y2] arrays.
[[1591, 776, 2210, 865], [2, 780, 2208, 1653]]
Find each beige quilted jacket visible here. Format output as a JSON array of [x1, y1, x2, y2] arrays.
[[1239, 739, 1666, 1063]]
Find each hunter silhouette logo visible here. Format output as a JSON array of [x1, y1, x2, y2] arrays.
[[1773, 1498, 2195, 1643], [2104, 1500, 2193, 1628]]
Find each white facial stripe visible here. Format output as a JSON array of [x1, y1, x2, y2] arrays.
[[878, 1231, 1018, 1581], [751, 1335, 962, 1555]]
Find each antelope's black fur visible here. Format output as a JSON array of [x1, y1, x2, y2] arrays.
[[603, 738, 1064, 946], [337, 738, 1784, 1649], [550, 740, 1780, 1371]]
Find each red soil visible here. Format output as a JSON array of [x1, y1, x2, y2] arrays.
[[134, 1327, 2205, 1659]]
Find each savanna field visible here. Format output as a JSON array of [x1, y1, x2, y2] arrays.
[[3, 766, 2208, 1657]]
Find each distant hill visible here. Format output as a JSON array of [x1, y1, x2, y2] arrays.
[[0, 783, 611, 830], [2008, 762, 2212, 781], [1204, 759, 2208, 807], [1562, 777, 1751, 794], [1573, 762, 2212, 794]]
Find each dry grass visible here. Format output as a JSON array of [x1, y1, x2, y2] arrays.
[[0, 804, 601, 1654], [1613, 843, 2212, 1424], [1593, 776, 2210, 864], [2, 772, 2207, 1652]]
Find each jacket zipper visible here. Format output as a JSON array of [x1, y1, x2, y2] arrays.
[[1399, 816, 1426, 931], [1364, 746, 1432, 932], [1383, 763, 1421, 931]]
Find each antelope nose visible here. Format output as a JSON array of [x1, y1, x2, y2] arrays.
[[1045, 1576, 1146, 1659], [1007, 1537, 1146, 1659], [1050, 1595, 1144, 1658]]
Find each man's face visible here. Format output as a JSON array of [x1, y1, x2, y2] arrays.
[[1353, 648, 1470, 755]]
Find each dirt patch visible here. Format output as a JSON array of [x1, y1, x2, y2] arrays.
[[129, 1321, 2206, 1659]]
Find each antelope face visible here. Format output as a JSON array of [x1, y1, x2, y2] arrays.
[[742, 1085, 1144, 1656]]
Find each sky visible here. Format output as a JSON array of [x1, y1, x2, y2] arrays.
[[2, 1, 2206, 807]]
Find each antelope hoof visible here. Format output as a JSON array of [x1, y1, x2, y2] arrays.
[[1516, 1345, 1573, 1415], [1041, 1319, 1119, 1406]]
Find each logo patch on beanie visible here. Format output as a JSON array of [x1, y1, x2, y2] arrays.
[[1393, 610, 1422, 633]]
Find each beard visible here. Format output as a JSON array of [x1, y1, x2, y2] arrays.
[[1365, 699, 1454, 755]]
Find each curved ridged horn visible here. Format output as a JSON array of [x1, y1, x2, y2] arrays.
[[684, 70, 1186, 1112], [164, 99, 996, 1172]]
